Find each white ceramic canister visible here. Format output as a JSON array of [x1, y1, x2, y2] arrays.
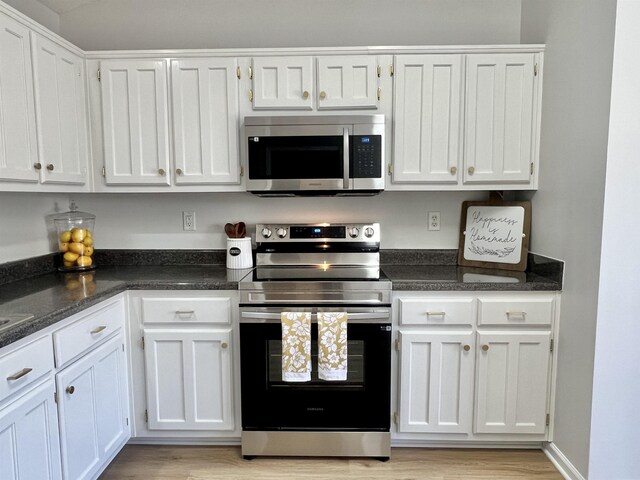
[[226, 237, 253, 269]]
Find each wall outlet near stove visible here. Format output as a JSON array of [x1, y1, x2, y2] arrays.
[[183, 211, 196, 231], [428, 211, 441, 231]]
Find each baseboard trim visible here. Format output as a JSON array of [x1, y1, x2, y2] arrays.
[[543, 443, 586, 480]]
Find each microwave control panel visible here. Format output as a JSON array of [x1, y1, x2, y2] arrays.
[[351, 135, 382, 178]]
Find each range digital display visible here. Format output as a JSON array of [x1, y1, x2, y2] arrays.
[[290, 226, 346, 239]]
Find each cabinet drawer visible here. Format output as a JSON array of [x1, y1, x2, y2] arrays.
[[477, 297, 554, 327], [399, 298, 475, 326], [141, 297, 231, 325], [53, 300, 124, 367], [0, 335, 54, 404]]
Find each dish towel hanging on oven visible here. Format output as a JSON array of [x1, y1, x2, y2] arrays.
[[317, 312, 348, 381], [281, 312, 312, 382]]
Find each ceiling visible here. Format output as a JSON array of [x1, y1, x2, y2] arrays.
[[37, 0, 98, 14]]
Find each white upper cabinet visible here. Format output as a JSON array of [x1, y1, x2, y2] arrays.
[[100, 59, 171, 185], [171, 58, 240, 185], [251, 56, 314, 110], [316, 56, 378, 109], [392, 55, 462, 183], [464, 54, 536, 184], [0, 12, 38, 183], [31, 33, 88, 185]]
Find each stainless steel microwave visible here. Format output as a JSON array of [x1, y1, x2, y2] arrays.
[[243, 115, 385, 196]]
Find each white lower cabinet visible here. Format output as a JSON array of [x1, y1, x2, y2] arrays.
[[56, 334, 128, 480], [395, 292, 557, 442], [0, 379, 62, 480], [128, 291, 240, 439], [143, 328, 234, 431]]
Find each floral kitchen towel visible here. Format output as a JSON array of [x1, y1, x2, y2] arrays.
[[317, 312, 348, 381], [281, 311, 312, 382]]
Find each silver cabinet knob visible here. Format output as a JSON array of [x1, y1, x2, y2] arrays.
[[482, 344, 489, 352], [468, 166, 475, 175], [33, 163, 42, 170], [221, 342, 228, 349], [463, 345, 471, 352], [319, 91, 327, 100], [176, 168, 183, 176], [450, 166, 457, 175], [158, 168, 166, 176], [302, 91, 309, 99], [46, 164, 54, 171], [66, 385, 75, 395]]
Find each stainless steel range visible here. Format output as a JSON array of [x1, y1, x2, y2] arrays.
[[239, 223, 392, 460]]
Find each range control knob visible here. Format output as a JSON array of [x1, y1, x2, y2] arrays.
[[276, 228, 288, 238], [348, 227, 360, 238], [364, 227, 375, 238], [261, 227, 272, 239]]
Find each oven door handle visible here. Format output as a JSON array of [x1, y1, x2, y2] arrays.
[[240, 311, 390, 323]]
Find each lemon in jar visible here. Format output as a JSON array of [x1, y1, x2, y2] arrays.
[[71, 228, 86, 243], [77, 256, 92, 267], [83, 235, 93, 247], [68, 242, 86, 255], [63, 252, 79, 262], [84, 246, 94, 257], [59, 230, 72, 243], [59, 242, 69, 252]]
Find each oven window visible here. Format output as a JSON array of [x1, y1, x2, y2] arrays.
[[248, 136, 343, 179], [267, 340, 364, 388]]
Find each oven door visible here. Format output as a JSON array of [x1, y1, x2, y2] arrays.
[[239, 307, 391, 432]]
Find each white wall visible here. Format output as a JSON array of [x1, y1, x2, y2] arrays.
[[2, 0, 59, 33], [58, 0, 521, 51], [520, 1, 616, 478], [0, 193, 70, 263], [589, 2, 640, 477], [71, 191, 484, 251]]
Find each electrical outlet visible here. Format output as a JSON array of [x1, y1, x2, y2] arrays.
[[428, 211, 441, 231], [183, 211, 196, 231]]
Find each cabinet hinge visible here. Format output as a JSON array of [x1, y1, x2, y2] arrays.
[[388, 164, 393, 176], [54, 391, 58, 404], [394, 338, 400, 352], [126, 417, 129, 426], [377, 65, 381, 78], [377, 88, 381, 101], [141, 337, 145, 350], [393, 412, 399, 426], [390, 64, 394, 77], [546, 413, 550, 426], [101, 166, 106, 177], [122, 343, 125, 352], [249, 89, 254, 102], [97, 68, 101, 82], [534, 63, 538, 76], [144, 410, 148, 423], [240, 165, 244, 177], [550, 339, 554, 353], [530, 162, 534, 175], [248, 66, 253, 80], [236, 66, 241, 79]]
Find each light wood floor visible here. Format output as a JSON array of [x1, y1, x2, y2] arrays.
[[99, 445, 563, 479]]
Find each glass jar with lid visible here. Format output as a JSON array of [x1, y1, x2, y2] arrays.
[[53, 202, 96, 271]]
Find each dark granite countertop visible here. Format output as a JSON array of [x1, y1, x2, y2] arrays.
[[0, 265, 250, 349], [0, 249, 562, 349]]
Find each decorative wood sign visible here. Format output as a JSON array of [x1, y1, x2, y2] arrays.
[[458, 200, 532, 271]]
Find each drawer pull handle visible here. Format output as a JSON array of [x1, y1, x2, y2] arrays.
[[175, 310, 195, 315], [506, 311, 527, 319], [426, 311, 446, 317], [6, 367, 32, 381], [482, 345, 490, 352], [463, 345, 471, 352], [66, 385, 75, 395], [91, 325, 107, 334]]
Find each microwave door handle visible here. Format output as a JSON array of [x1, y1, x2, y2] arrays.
[[343, 128, 350, 190]]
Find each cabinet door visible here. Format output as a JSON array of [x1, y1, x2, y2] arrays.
[[56, 334, 129, 480], [0, 13, 38, 183], [31, 34, 88, 185], [464, 54, 535, 184], [317, 56, 378, 109], [171, 58, 240, 184], [392, 55, 462, 184], [251, 56, 313, 110], [0, 379, 62, 480], [398, 331, 474, 433], [475, 331, 551, 434], [144, 328, 234, 431], [100, 59, 170, 185]]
